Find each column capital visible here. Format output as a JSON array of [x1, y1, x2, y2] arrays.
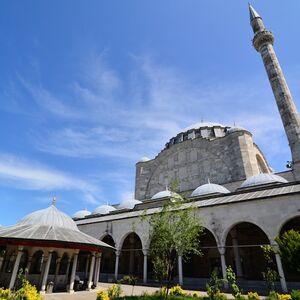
[[142, 249, 148, 256], [218, 247, 226, 255], [115, 250, 121, 256]]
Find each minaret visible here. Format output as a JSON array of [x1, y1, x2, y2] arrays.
[[249, 4, 300, 178]]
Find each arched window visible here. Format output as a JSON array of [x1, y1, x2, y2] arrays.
[[59, 253, 69, 275], [29, 251, 44, 274], [49, 252, 58, 275]]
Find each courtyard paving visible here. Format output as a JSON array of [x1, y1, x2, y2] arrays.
[[43, 282, 209, 300]]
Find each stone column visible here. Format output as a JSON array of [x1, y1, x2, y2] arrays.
[[69, 251, 79, 293], [54, 257, 61, 287], [87, 252, 95, 290], [40, 251, 53, 293], [0, 257, 4, 272], [84, 254, 90, 279], [26, 256, 33, 275], [9, 246, 23, 290], [178, 255, 183, 286], [65, 258, 71, 283], [114, 250, 120, 281], [231, 230, 243, 277], [218, 247, 228, 289], [142, 249, 148, 284], [94, 253, 102, 287]]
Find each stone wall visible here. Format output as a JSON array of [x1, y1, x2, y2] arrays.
[[135, 129, 270, 200]]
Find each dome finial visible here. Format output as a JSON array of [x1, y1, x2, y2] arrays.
[[52, 196, 57, 206], [207, 178, 211, 184]]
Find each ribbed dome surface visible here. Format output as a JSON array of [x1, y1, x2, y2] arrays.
[[191, 183, 230, 197], [73, 209, 91, 219], [118, 199, 142, 210], [138, 156, 150, 163], [19, 205, 78, 231], [92, 204, 116, 215], [151, 190, 182, 201], [241, 173, 288, 188], [182, 122, 225, 132]]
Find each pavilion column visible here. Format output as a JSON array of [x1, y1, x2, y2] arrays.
[[272, 243, 287, 292], [54, 257, 61, 287], [178, 255, 183, 286], [40, 251, 53, 293], [65, 258, 72, 282], [69, 250, 79, 293], [218, 247, 228, 289], [231, 230, 243, 277], [93, 253, 102, 287], [0, 256, 4, 272], [87, 252, 95, 290], [114, 250, 120, 281], [9, 246, 23, 290], [85, 254, 90, 279], [142, 249, 148, 284], [26, 256, 33, 275]]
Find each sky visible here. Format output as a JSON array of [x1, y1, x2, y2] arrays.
[[0, 1, 300, 226]]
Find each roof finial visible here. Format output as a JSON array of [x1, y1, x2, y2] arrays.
[[207, 178, 211, 184], [52, 196, 56, 206], [248, 3, 261, 22]]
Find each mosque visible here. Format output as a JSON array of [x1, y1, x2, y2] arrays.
[[74, 5, 300, 293], [0, 4, 299, 294]]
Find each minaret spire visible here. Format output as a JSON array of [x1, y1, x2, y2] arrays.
[[250, 5, 300, 177]]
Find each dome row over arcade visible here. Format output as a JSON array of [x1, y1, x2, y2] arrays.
[[73, 172, 289, 219]]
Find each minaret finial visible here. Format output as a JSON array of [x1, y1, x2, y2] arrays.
[[52, 196, 56, 206], [248, 3, 261, 22]]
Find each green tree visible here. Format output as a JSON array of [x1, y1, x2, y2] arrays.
[[143, 193, 203, 298], [261, 245, 278, 292], [275, 229, 300, 274]]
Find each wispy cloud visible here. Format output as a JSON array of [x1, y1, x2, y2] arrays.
[[0, 153, 99, 197]]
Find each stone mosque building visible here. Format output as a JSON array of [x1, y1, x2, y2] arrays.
[[1, 4, 299, 295], [73, 5, 300, 292]]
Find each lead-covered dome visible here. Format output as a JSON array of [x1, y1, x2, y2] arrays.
[[19, 205, 78, 231], [151, 189, 182, 201], [73, 209, 91, 219], [118, 199, 142, 209], [138, 156, 150, 163], [241, 173, 288, 188], [191, 183, 230, 197], [92, 204, 116, 215]]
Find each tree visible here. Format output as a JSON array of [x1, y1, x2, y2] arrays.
[[143, 193, 203, 297], [275, 229, 300, 274]]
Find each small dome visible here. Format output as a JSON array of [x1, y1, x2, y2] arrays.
[[73, 209, 91, 219], [92, 204, 116, 215], [226, 126, 248, 134], [138, 156, 150, 163], [191, 183, 230, 197], [151, 190, 182, 201], [241, 173, 288, 188], [118, 199, 142, 210], [18, 205, 78, 231]]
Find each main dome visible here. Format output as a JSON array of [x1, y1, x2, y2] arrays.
[[241, 173, 288, 188], [191, 183, 230, 197], [165, 122, 229, 149]]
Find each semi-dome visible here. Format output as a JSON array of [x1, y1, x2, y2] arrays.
[[138, 156, 150, 163], [19, 205, 78, 231], [241, 173, 288, 188], [73, 209, 91, 219], [191, 183, 230, 197], [151, 189, 182, 202], [118, 199, 142, 210], [92, 204, 116, 215]]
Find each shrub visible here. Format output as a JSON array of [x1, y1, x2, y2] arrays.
[[278, 295, 292, 300], [235, 295, 246, 300], [96, 290, 110, 300], [192, 291, 200, 298], [206, 270, 225, 300], [169, 285, 186, 297], [266, 291, 280, 300], [107, 284, 122, 299], [0, 288, 11, 299], [15, 279, 41, 300], [291, 290, 300, 300], [247, 292, 260, 300], [226, 266, 241, 298]]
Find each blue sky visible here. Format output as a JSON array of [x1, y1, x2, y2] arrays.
[[0, 1, 300, 225]]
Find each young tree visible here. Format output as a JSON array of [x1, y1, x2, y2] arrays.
[[275, 229, 300, 274], [144, 195, 203, 297]]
